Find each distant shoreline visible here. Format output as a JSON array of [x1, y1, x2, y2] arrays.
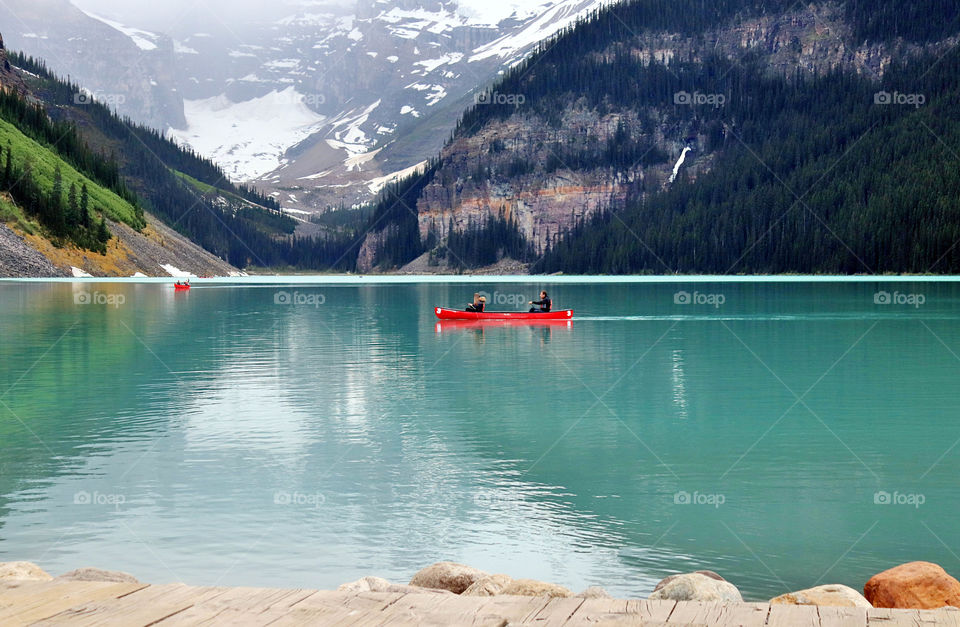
[[3, 274, 960, 284]]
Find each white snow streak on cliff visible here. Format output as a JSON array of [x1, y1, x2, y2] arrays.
[[669, 147, 692, 183]]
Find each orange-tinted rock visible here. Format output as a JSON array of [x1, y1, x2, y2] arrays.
[[864, 561, 960, 609]]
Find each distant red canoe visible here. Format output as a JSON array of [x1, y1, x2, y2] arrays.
[[174, 283, 191, 291], [434, 307, 573, 321]]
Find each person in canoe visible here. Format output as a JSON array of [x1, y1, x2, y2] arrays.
[[529, 290, 552, 313], [465, 293, 486, 312]]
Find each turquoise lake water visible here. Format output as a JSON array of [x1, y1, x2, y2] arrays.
[[0, 279, 958, 599]]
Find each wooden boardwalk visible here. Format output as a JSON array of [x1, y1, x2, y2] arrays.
[[2, 579, 959, 625]]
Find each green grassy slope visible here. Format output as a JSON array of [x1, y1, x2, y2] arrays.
[[0, 118, 139, 226]]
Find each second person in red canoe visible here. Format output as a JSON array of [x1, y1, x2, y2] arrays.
[[529, 291, 552, 313]]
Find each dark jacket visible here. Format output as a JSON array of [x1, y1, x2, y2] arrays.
[[531, 298, 552, 312]]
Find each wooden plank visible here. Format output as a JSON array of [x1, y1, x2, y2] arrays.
[[336, 590, 407, 613], [273, 590, 408, 627], [526, 596, 585, 625], [35, 583, 230, 627], [375, 591, 459, 626], [865, 607, 960, 626], [385, 594, 531, 627], [865, 607, 923, 626], [767, 603, 821, 627], [411, 594, 529, 627], [411, 594, 550, 625], [159, 587, 317, 625], [263, 605, 373, 626], [666, 601, 769, 625], [817, 605, 869, 627], [0, 581, 147, 626], [917, 608, 960, 626], [567, 598, 675, 623]]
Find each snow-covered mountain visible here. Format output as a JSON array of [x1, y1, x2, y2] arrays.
[[4, 0, 612, 213], [164, 0, 614, 212]]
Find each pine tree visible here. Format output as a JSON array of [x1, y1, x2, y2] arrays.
[[2, 142, 11, 189], [80, 183, 90, 228], [66, 182, 79, 227], [96, 214, 110, 243], [49, 165, 66, 235]]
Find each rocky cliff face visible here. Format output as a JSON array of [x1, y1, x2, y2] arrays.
[[0, 34, 29, 97], [392, 1, 955, 265]]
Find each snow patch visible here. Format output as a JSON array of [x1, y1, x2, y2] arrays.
[[168, 87, 327, 182], [71, 267, 93, 278], [174, 41, 198, 55], [414, 52, 464, 73], [161, 264, 194, 278], [343, 147, 383, 172], [321, 100, 381, 158], [456, 0, 554, 26], [470, 0, 617, 63], [367, 160, 429, 195], [73, 7, 160, 51]]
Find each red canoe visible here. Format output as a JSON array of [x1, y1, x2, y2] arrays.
[[174, 283, 191, 291], [434, 307, 573, 321]]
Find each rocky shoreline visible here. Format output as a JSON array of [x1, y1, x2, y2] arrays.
[[4, 559, 960, 613]]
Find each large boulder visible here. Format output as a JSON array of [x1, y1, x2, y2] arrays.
[[770, 584, 871, 608], [462, 574, 513, 597], [0, 562, 53, 581], [649, 571, 742, 602], [338, 576, 452, 595], [409, 562, 488, 594], [500, 579, 573, 598], [56, 568, 139, 584], [864, 561, 960, 609]]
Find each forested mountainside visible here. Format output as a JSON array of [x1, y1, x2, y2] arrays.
[[359, 0, 960, 274]]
